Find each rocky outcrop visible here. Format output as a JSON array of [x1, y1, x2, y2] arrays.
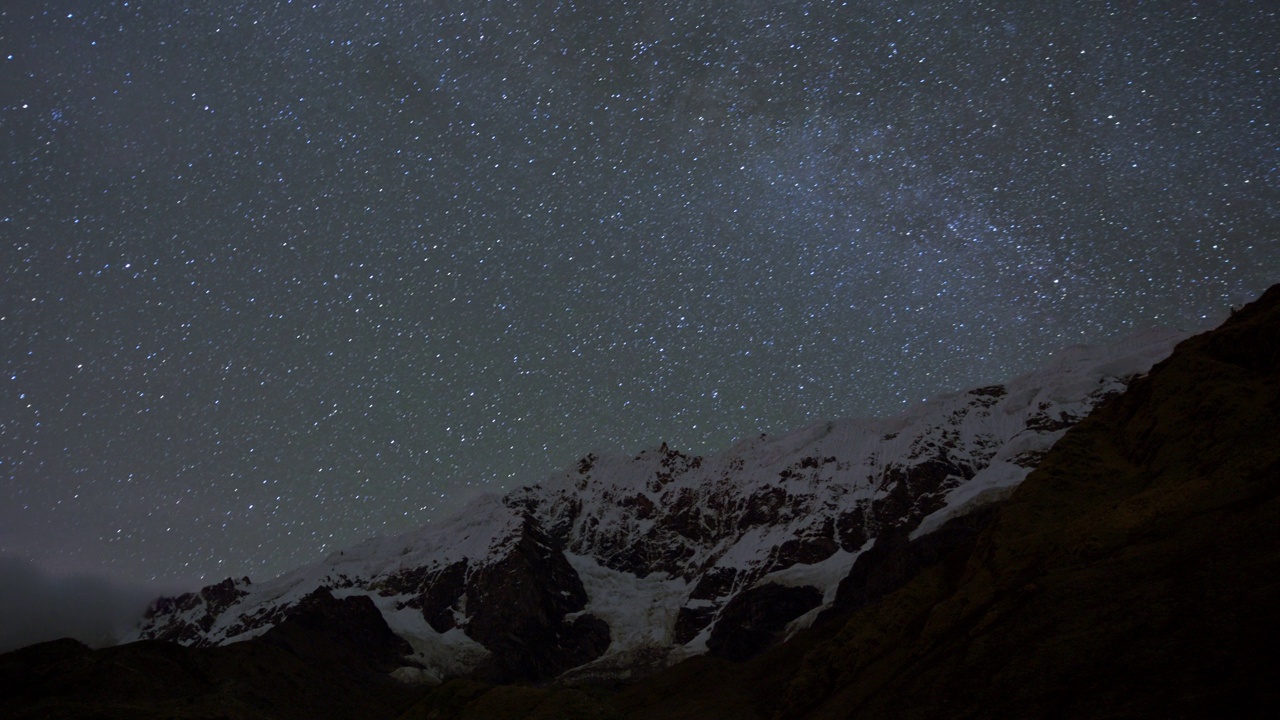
[[706, 584, 823, 661], [465, 513, 610, 682], [137, 576, 251, 646], [817, 500, 1005, 626], [260, 587, 413, 675]]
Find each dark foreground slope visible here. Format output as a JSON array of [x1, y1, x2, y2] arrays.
[[0, 590, 422, 720], [616, 285, 1280, 720]]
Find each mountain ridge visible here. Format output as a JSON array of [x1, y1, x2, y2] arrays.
[[126, 326, 1187, 683], [5, 285, 1278, 719]]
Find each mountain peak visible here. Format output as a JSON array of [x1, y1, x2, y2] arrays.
[[129, 324, 1188, 682]]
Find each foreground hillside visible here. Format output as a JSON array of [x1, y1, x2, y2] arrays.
[[3, 283, 1276, 719]]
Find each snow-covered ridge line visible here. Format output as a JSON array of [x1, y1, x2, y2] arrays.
[[128, 326, 1187, 682]]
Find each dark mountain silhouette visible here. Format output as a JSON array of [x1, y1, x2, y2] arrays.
[[3, 284, 1277, 719]]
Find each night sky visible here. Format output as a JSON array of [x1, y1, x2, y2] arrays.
[[3, 1, 1277, 588]]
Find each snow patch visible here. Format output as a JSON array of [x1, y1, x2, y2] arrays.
[[774, 539, 876, 639], [367, 593, 488, 684], [565, 553, 688, 656], [755, 546, 864, 604], [909, 460, 1029, 540]]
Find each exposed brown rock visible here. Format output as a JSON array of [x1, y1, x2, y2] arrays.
[[465, 514, 609, 682], [369, 559, 470, 632], [137, 576, 249, 646], [672, 605, 719, 646], [689, 567, 738, 600], [817, 500, 1004, 626], [773, 528, 839, 569], [673, 567, 740, 645], [738, 486, 790, 529], [260, 587, 413, 675], [706, 583, 823, 662]]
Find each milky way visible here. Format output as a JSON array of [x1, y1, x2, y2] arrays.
[[3, 1, 1276, 585]]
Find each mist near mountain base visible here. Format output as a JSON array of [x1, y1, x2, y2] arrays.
[[0, 555, 164, 654]]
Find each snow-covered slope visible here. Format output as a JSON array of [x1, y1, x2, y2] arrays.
[[127, 327, 1186, 682]]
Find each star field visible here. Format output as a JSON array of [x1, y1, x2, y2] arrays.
[[3, 1, 1277, 586]]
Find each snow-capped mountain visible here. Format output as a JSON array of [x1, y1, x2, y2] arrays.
[[128, 327, 1187, 683]]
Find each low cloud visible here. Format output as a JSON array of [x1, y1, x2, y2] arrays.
[[0, 555, 164, 654]]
